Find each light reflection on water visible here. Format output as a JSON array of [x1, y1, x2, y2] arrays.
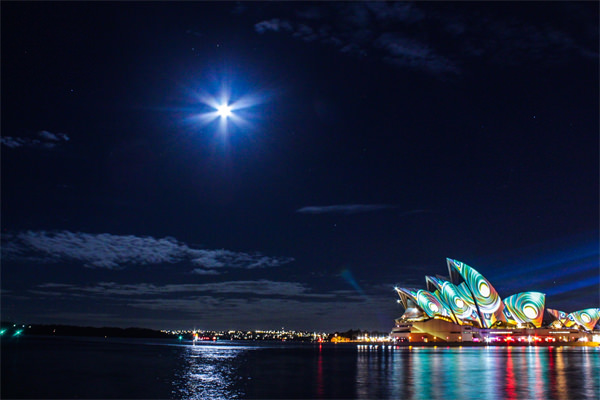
[[9, 337, 597, 399], [173, 344, 254, 399], [355, 346, 599, 400], [171, 343, 599, 399]]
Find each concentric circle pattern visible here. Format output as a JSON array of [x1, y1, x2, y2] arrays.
[[566, 308, 600, 331], [448, 259, 504, 328], [397, 259, 598, 334], [416, 290, 445, 318], [438, 281, 480, 324], [503, 292, 545, 327]]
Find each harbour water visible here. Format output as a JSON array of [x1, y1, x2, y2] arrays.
[[2, 336, 599, 399]]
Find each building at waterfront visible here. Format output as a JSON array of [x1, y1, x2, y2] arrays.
[[392, 258, 600, 343]]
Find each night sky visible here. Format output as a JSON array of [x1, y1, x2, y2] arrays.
[[2, 2, 598, 332]]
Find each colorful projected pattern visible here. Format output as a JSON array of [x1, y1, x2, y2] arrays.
[[503, 292, 545, 328], [447, 259, 505, 328], [395, 288, 418, 309], [397, 286, 458, 321], [455, 282, 483, 325], [546, 308, 568, 324], [395, 258, 599, 334], [564, 308, 600, 331], [427, 276, 481, 326], [416, 289, 447, 318], [431, 290, 457, 322]]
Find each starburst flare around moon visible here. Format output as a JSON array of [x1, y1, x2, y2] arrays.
[[187, 83, 266, 136]]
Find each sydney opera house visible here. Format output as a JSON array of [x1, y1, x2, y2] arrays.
[[391, 258, 600, 343]]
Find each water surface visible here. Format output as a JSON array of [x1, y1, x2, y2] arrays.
[[2, 336, 599, 399]]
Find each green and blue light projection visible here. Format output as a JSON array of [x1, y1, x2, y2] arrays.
[[503, 292, 545, 328], [416, 289, 449, 319], [565, 308, 600, 331], [396, 288, 422, 313], [425, 276, 480, 325], [395, 259, 599, 332], [547, 308, 568, 324], [447, 259, 505, 328], [396, 287, 454, 320], [431, 290, 457, 323]]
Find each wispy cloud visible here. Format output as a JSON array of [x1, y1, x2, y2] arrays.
[[374, 33, 458, 74], [1, 130, 69, 149], [1, 137, 28, 148], [3, 231, 294, 272], [30, 280, 396, 330], [296, 205, 430, 216], [296, 204, 397, 214], [253, 3, 597, 76], [191, 268, 221, 276], [126, 295, 397, 331], [254, 3, 457, 74], [38, 130, 68, 142], [254, 18, 293, 34], [36, 280, 310, 297]]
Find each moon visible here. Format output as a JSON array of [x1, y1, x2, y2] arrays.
[[216, 103, 233, 118]]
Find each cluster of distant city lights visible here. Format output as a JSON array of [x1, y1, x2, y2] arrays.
[[2, 324, 599, 344], [162, 329, 331, 342]]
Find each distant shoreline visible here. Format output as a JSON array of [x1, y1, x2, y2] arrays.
[[355, 341, 599, 347], [1, 322, 171, 339], [2, 323, 598, 347]]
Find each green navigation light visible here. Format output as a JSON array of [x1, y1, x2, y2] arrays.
[[0, 329, 6, 336]]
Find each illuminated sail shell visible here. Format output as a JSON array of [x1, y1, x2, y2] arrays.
[[455, 282, 483, 325], [397, 287, 453, 320], [447, 259, 505, 328], [394, 258, 599, 334], [431, 290, 456, 322], [546, 308, 568, 324], [416, 289, 447, 318], [427, 276, 481, 326], [395, 288, 419, 310], [564, 308, 600, 331], [503, 292, 545, 328]]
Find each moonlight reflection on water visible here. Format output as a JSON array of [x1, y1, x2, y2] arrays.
[[174, 344, 255, 400], [173, 343, 599, 400], [2, 338, 598, 399]]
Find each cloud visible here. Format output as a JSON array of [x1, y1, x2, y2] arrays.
[[1, 130, 69, 149], [191, 268, 221, 276], [254, 18, 293, 34], [1, 137, 28, 148], [38, 130, 69, 142], [374, 34, 459, 74], [463, 17, 599, 64], [25, 275, 403, 331], [30, 280, 397, 330], [253, 3, 597, 76], [35, 280, 316, 298], [3, 231, 294, 271], [296, 204, 429, 216], [35, 283, 73, 289], [296, 204, 397, 214], [190, 249, 294, 269], [198, 280, 308, 296], [364, 2, 425, 24], [124, 295, 396, 331], [254, 4, 457, 74]]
